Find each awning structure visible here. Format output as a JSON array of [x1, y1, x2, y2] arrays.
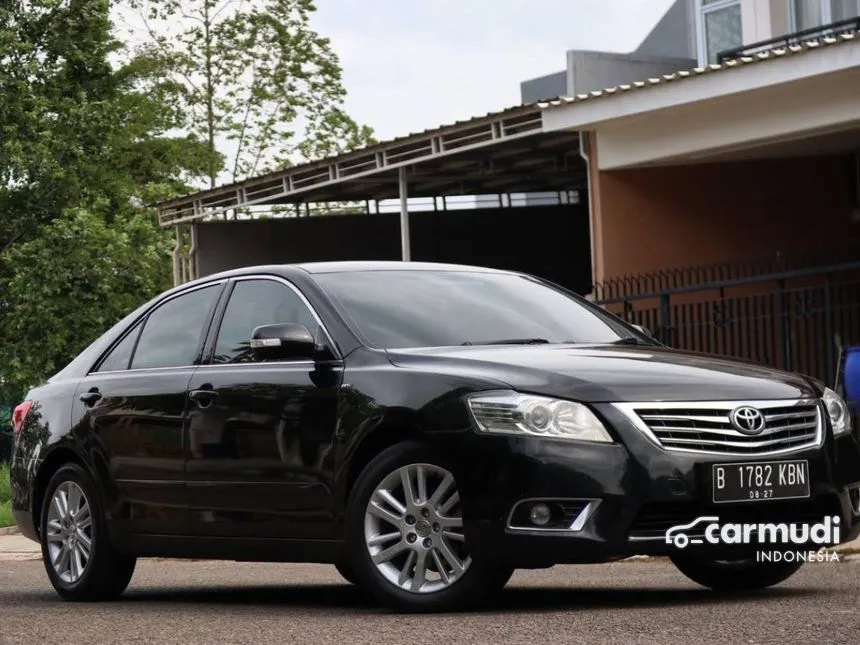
[[156, 104, 585, 229], [158, 30, 859, 227]]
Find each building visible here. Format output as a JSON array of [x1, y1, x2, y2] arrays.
[[155, 1, 860, 385], [523, 0, 860, 105]]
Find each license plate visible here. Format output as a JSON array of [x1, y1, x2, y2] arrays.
[[712, 460, 810, 504]]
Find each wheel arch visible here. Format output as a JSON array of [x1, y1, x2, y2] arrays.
[[31, 444, 111, 539], [31, 446, 87, 538], [343, 416, 426, 500]]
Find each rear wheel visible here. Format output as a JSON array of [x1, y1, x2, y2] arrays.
[[346, 441, 509, 612], [40, 463, 137, 601], [671, 555, 803, 592]]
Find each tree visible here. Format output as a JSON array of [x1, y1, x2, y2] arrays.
[[0, 209, 174, 394], [0, 0, 217, 397], [130, 0, 376, 187], [0, 0, 219, 242], [0, 0, 119, 252]]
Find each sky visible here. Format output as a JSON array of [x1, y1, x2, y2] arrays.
[[112, 0, 675, 188], [310, 0, 676, 141]]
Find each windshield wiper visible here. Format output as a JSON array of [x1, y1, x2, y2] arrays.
[[609, 336, 653, 346], [461, 338, 551, 346]]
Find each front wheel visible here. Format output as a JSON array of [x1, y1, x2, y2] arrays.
[[40, 463, 137, 601], [334, 560, 358, 585], [671, 555, 803, 592], [346, 441, 509, 612]]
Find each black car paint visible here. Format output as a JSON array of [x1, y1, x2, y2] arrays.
[[10, 262, 860, 567]]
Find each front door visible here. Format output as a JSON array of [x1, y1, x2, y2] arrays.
[[72, 282, 223, 535], [185, 277, 342, 540]]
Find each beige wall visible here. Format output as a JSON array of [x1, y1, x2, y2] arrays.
[[589, 145, 859, 282], [769, 0, 792, 37]]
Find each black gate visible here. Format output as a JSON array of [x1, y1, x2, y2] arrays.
[[596, 261, 860, 386]]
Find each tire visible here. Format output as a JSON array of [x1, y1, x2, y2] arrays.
[[346, 440, 506, 612], [39, 463, 137, 601], [335, 559, 358, 585], [671, 555, 803, 592], [487, 565, 515, 592]]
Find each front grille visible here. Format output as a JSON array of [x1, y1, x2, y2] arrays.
[[617, 400, 822, 456], [629, 497, 840, 540]]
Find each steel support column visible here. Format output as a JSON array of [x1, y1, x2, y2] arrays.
[[399, 166, 411, 261], [188, 223, 199, 282], [172, 225, 182, 286]]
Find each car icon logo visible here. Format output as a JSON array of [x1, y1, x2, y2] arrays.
[[665, 516, 720, 549], [730, 406, 766, 435]]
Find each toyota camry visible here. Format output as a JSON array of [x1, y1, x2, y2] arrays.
[[8, 262, 860, 612]]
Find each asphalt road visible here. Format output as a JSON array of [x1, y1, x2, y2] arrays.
[[1, 558, 858, 645]]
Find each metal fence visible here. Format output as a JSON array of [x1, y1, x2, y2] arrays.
[[592, 243, 860, 302], [716, 16, 860, 63], [596, 261, 860, 387]]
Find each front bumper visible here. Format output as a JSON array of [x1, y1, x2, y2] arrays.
[[456, 403, 860, 567]]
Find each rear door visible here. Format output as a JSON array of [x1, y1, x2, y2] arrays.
[[72, 281, 225, 536]]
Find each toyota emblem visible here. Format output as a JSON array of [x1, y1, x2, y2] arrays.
[[730, 406, 766, 435]]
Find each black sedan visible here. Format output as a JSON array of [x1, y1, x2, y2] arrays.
[[8, 262, 860, 612]]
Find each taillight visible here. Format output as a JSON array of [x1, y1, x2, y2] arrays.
[[12, 401, 33, 434]]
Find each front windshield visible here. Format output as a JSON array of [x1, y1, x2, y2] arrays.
[[314, 269, 644, 349]]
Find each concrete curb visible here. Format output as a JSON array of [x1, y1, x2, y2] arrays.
[[0, 525, 19, 536], [835, 540, 860, 555]]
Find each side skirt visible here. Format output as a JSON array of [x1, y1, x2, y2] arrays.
[[121, 534, 345, 564]]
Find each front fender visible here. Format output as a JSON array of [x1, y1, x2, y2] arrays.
[[329, 363, 505, 525]]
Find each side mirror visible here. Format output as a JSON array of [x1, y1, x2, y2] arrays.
[[631, 324, 654, 339], [251, 323, 316, 361], [841, 346, 860, 411]]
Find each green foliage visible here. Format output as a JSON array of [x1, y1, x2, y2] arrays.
[[0, 465, 11, 528], [0, 0, 371, 395], [0, 209, 173, 392], [0, 0, 218, 242], [0, 465, 10, 504], [0, 0, 215, 395], [131, 0, 376, 185], [0, 0, 118, 248], [0, 504, 12, 528]]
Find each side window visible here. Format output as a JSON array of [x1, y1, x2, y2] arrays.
[[130, 285, 220, 370], [213, 279, 319, 364], [95, 323, 142, 372]]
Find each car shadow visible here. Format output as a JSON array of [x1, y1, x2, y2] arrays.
[[113, 583, 825, 614]]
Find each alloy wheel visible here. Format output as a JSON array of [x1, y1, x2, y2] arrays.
[[45, 481, 93, 584], [363, 463, 471, 594]]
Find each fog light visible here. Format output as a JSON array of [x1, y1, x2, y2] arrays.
[[529, 503, 552, 526]]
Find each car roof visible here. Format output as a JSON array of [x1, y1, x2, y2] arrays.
[[197, 261, 516, 281], [293, 261, 513, 275]]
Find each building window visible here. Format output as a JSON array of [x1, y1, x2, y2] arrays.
[[792, 0, 860, 31], [696, 0, 743, 65]]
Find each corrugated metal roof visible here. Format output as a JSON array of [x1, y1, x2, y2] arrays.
[[538, 32, 858, 109], [157, 29, 859, 217], [155, 102, 545, 209]]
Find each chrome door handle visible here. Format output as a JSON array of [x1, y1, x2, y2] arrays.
[[79, 390, 102, 406]]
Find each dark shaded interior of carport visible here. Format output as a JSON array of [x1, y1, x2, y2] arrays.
[[164, 128, 594, 294]]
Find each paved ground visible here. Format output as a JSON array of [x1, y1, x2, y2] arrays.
[[1, 552, 858, 645]]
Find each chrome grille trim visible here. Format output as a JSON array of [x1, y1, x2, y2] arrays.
[[612, 399, 823, 457]]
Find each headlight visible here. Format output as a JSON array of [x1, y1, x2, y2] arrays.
[[466, 391, 614, 443], [822, 387, 853, 437]]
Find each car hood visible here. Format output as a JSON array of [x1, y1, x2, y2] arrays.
[[385, 344, 819, 403]]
